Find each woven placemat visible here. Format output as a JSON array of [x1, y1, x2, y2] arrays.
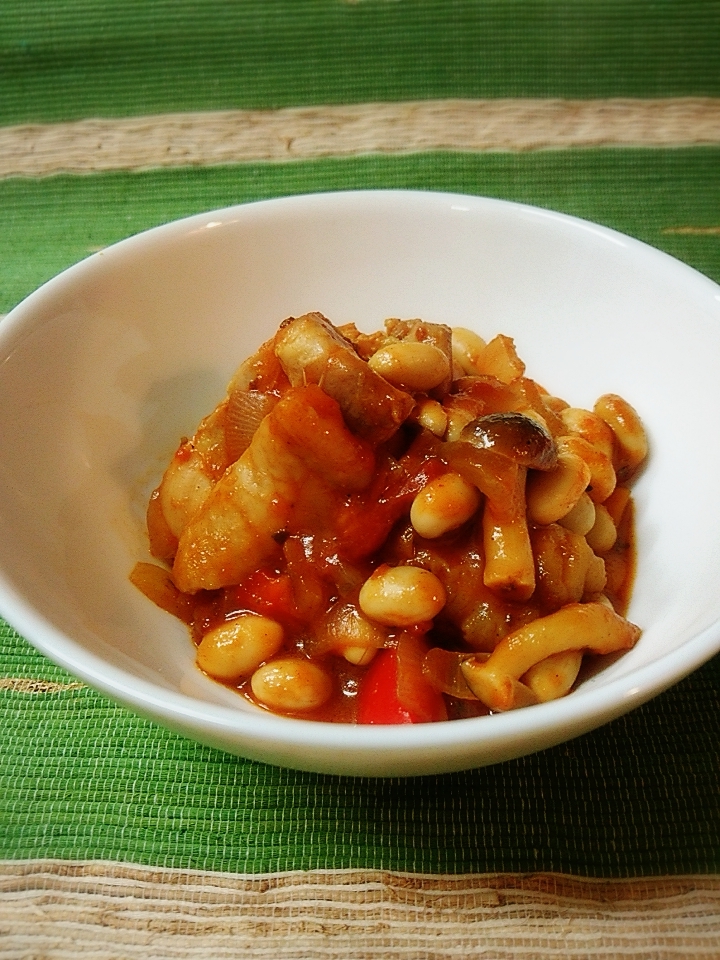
[[2, 861, 720, 959], [3, 0, 719, 125], [2, 619, 719, 879], [2, 2, 720, 957]]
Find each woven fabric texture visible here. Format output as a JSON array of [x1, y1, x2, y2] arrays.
[[2, 621, 720, 877], [2, 1, 720, 125], [1, 145, 720, 880], [1, 2, 719, 935], [3, 863, 720, 960]]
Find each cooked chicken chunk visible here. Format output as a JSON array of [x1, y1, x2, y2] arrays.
[[172, 384, 375, 593]]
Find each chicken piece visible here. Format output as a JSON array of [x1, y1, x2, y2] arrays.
[[155, 336, 292, 552], [273, 312, 415, 444], [172, 385, 375, 593], [155, 401, 231, 544]]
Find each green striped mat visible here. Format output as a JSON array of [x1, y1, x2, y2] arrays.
[[2, 146, 719, 878], [3, 148, 719, 313], [2, 2, 720, 955], [2, 0, 719, 124]]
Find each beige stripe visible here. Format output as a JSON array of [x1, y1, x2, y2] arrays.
[[0, 677, 85, 693], [2, 861, 720, 959], [663, 226, 720, 235], [1, 98, 719, 177]]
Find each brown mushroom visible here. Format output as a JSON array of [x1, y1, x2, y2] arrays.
[[459, 412, 558, 471], [443, 413, 557, 602]]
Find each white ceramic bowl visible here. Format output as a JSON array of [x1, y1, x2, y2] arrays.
[[1, 190, 720, 777]]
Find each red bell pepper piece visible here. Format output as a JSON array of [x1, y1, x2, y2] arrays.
[[224, 569, 301, 626], [333, 439, 447, 563], [356, 647, 447, 724]]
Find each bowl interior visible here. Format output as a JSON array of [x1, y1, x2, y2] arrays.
[[1, 190, 720, 774]]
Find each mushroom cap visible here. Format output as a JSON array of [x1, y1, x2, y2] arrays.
[[460, 412, 558, 471]]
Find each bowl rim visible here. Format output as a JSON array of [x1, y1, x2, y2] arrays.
[[2, 187, 720, 764], [5, 579, 720, 757]]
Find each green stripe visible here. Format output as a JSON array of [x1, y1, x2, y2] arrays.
[[2, 147, 719, 314], [1, 147, 720, 877], [2, 624, 719, 875], [2, 1, 719, 125]]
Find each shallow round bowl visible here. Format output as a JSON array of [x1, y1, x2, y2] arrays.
[[1, 190, 719, 776]]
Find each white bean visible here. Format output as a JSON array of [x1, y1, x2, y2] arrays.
[[585, 503, 618, 554], [451, 327, 487, 376], [251, 658, 332, 712], [368, 341, 450, 392], [526, 441, 591, 525], [358, 565, 446, 626], [197, 614, 284, 682], [558, 492, 596, 537], [523, 650, 584, 702], [343, 645, 378, 666], [560, 407, 615, 461], [319, 603, 387, 665], [594, 393, 649, 476], [410, 472, 481, 538]]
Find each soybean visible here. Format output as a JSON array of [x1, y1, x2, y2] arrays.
[[358, 565, 447, 626], [368, 341, 450, 392], [251, 658, 332, 712], [410, 472, 481, 539], [197, 614, 284, 682]]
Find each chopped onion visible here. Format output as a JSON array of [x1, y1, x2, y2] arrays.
[[422, 647, 487, 699], [225, 389, 278, 461], [129, 562, 195, 624]]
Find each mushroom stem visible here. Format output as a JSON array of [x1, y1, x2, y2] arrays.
[[461, 601, 641, 711]]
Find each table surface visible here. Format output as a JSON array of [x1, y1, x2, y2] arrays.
[[1, 3, 719, 957]]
